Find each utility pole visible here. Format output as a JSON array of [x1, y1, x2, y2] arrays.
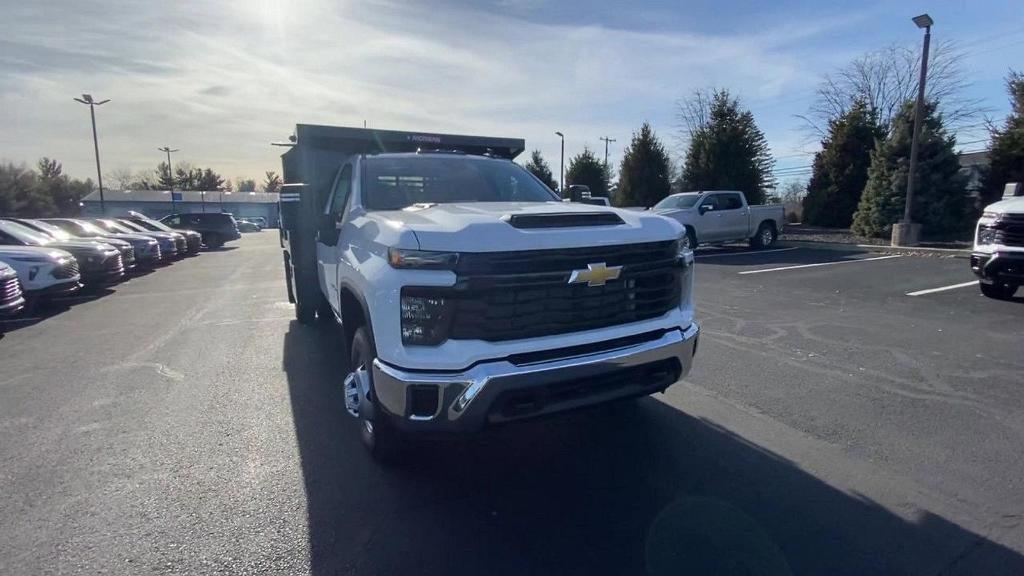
[[158, 146, 180, 214], [73, 94, 110, 214], [896, 13, 933, 247], [599, 136, 616, 169], [555, 131, 565, 194]]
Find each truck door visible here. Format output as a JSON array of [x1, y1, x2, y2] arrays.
[[715, 192, 750, 241], [316, 163, 354, 313]]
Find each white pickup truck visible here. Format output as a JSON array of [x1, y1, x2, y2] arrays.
[[652, 191, 785, 250], [279, 125, 699, 461], [971, 185, 1024, 300]]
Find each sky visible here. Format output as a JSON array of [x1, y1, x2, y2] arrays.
[[1, 0, 1021, 189]]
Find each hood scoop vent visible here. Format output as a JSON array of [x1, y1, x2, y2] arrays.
[[503, 212, 624, 229]]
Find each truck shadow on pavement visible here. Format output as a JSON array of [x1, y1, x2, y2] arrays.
[[282, 320, 1024, 576]]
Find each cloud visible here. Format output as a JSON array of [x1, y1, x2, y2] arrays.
[[0, 0, 864, 180]]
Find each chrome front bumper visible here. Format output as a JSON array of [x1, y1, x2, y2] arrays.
[[371, 322, 699, 432]]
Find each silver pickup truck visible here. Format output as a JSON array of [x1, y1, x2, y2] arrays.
[[653, 191, 785, 249]]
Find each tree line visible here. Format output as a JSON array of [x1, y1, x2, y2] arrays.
[[523, 43, 1020, 241], [0, 159, 94, 217], [0, 160, 285, 217], [108, 163, 283, 194], [525, 88, 775, 208]]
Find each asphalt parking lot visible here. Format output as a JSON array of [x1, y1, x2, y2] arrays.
[[2, 232, 1023, 575]]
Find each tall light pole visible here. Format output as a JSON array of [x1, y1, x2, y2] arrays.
[[897, 13, 933, 247], [73, 94, 110, 214], [158, 146, 179, 213], [599, 136, 616, 169], [554, 131, 564, 194]]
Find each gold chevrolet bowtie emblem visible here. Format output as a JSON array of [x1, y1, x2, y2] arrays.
[[568, 262, 622, 287]]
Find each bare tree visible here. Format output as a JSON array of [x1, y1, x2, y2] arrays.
[[108, 168, 135, 191], [674, 89, 716, 153], [800, 40, 988, 138]]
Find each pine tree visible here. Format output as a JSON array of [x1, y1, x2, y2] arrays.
[[802, 101, 883, 227], [681, 90, 775, 204], [565, 147, 610, 198], [524, 150, 558, 191], [615, 122, 671, 207], [981, 71, 1024, 206], [852, 100, 969, 239]]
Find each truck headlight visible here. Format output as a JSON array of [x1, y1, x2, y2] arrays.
[[977, 226, 996, 245], [400, 291, 451, 345], [388, 248, 459, 270]]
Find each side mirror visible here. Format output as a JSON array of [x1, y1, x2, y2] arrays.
[[699, 204, 714, 215]]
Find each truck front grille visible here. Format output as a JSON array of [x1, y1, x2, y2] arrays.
[[441, 241, 682, 342], [986, 214, 1024, 247]]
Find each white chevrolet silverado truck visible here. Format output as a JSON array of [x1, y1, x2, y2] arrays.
[[971, 184, 1024, 300], [652, 191, 785, 250], [279, 125, 699, 460]]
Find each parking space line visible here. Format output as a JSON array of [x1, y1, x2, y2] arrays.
[[906, 280, 978, 297], [696, 247, 798, 259], [738, 255, 902, 275]]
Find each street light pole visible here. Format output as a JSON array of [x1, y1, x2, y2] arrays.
[[555, 131, 565, 194], [73, 95, 110, 214], [158, 146, 180, 214], [897, 13, 933, 247], [599, 136, 616, 169]]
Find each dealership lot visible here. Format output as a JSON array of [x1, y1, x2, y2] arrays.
[[1, 233, 1023, 575]]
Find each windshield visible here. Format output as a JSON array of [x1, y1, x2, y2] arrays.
[[97, 219, 134, 234], [0, 220, 53, 246], [127, 217, 171, 232], [25, 220, 75, 241], [653, 194, 701, 210], [362, 155, 558, 211]]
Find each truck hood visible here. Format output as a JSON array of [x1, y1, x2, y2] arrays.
[[0, 245, 74, 262], [984, 196, 1024, 215], [366, 202, 683, 252]]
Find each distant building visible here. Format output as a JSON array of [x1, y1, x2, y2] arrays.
[[958, 150, 990, 199], [81, 189, 279, 226]]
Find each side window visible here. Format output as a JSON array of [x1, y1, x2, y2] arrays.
[[721, 193, 743, 210], [165, 216, 181, 226], [702, 195, 721, 210], [329, 165, 354, 218], [0, 231, 13, 245]]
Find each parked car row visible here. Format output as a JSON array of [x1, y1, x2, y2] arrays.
[[0, 212, 235, 321]]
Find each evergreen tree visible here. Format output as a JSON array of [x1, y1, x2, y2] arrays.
[[981, 71, 1024, 206], [524, 150, 558, 191], [263, 171, 283, 193], [565, 147, 610, 198], [615, 122, 672, 207], [802, 101, 883, 227], [681, 90, 775, 204], [852, 100, 969, 239]]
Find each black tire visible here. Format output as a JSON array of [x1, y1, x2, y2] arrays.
[[295, 300, 316, 324], [205, 233, 224, 249], [750, 222, 776, 249], [980, 281, 1018, 300], [350, 326, 404, 463], [681, 227, 697, 251]]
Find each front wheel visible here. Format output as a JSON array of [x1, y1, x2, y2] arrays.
[[350, 327, 405, 463], [980, 281, 1018, 300], [681, 228, 697, 251]]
